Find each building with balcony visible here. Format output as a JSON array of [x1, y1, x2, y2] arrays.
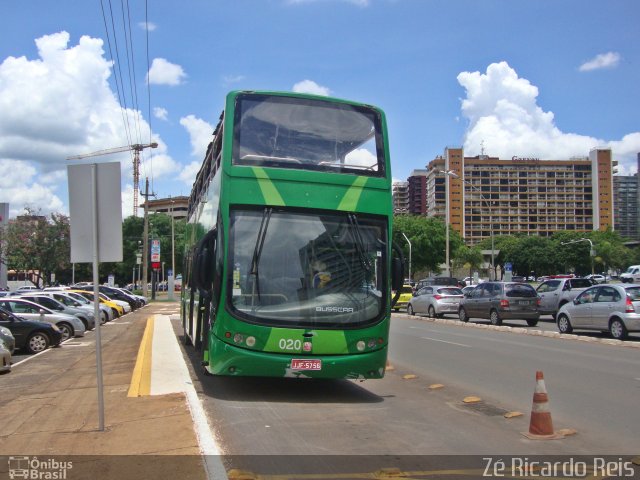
[[612, 153, 640, 240], [141, 195, 189, 220], [424, 147, 616, 245], [392, 181, 409, 214]]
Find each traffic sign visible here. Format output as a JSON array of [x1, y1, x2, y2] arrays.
[[151, 262, 160, 270]]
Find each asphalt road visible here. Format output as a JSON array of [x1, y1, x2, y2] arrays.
[[389, 313, 640, 453], [175, 318, 637, 465]]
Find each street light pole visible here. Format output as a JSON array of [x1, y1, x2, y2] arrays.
[[561, 238, 595, 275], [401, 232, 412, 284]]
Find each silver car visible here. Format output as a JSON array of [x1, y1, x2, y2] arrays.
[[556, 284, 640, 340], [0, 341, 10, 374], [408, 286, 464, 318], [0, 298, 85, 341], [17, 293, 96, 330], [0, 325, 16, 354]]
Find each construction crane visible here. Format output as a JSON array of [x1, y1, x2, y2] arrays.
[[67, 142, 158, 216]]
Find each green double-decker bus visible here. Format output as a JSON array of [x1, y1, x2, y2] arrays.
[[182, 90, 402, 378]]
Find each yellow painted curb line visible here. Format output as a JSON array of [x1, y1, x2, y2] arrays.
[[128, 317, 154, 397]]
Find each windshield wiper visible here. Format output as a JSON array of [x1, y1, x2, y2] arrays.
[[347, 213, 372, 274], [249, 207, 273, 306]]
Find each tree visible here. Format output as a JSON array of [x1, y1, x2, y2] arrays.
[[453, 244, 483, 280], [3, 210, 71, 287], [393, 215, 464, 278]]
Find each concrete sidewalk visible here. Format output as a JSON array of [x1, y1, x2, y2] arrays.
[[0, 301, 211, 479]]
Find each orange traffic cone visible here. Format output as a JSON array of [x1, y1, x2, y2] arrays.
[[522, 371, 564, 440]]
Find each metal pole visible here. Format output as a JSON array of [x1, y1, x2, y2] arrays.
[[401, 232, 412, 283], [142, 179, 149, 299], [90, 164, 105, 431], [445, 172, 450, 276]]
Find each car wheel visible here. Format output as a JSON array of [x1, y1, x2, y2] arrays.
[[57, 322, 74, 341], [458, 307, 469, 323], [101, 311, 108, 324], [26, 331, 50, 354], [407, 305, 415, 316], [526, 318, 539, 327], [428, 305, 436, 318], [489, 310, 502, 326], [610, 318, 628, 340], [557, 314, 573, 334]]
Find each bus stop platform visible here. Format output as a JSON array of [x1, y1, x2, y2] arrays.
[[0, 299, 221, 480]]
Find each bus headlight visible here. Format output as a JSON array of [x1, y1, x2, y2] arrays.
[[246, 336, 256, 347], [356, 340, 366, 351]]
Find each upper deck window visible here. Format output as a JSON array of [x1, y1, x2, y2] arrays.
[[233, 94, 385, 176]]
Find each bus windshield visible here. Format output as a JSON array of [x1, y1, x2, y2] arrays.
[[228, 208, 386, 328], [233, 93, 384, 175]]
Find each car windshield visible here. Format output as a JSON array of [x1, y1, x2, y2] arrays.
[[505, 284, 537, 297], [228, 208, 387, 328], [400, 286, 413, 294], [233, 94, 385, 176]]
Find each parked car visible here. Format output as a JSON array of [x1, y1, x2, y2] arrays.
[[585, 274, 607, 284], [393, 285, 414, 312], [535, 277, 593, 319], [17, 293, 96, 330], [461, 285, 476, 296], [556, 284, 640, 340], [68, 289, 126, 317], [415, 277, 464, 290], [15, 285, 41, 293], [620, 265, 640, 283], [408, 286, 464, 318], [0, 325, 16, 354], [78, 285, 142, 310], [0, 298, 85, 341], [58, 291, 114, 322], [0, 306, 63, 354], [458, 281, 540, 326], [0, 341, 11, 373]]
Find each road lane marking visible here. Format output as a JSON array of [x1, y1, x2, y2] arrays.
[[420, 336, 471, 347]]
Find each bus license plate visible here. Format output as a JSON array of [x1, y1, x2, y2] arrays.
[[291, 359, 322, 371]]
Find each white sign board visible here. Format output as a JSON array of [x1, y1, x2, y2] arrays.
[[67, 162, 123, 262]]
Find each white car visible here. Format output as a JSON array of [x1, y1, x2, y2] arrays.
[[0, 298, 85, 341]]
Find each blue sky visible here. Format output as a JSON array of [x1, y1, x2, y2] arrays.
[[1, 0, 638, 218]]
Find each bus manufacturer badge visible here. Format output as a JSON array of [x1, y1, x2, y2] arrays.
[[291, 359, 321, 371], [303, 341, 312, 352]]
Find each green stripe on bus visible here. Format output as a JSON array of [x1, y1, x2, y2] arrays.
[[253, 167, 285, 205], [337, 176, 368, 211]]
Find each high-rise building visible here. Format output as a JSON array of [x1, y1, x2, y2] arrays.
[[612, 153, 639, 240], [392, 181, 409, 214], [407, 169, 428, 215], [423, 147, 616, 245]]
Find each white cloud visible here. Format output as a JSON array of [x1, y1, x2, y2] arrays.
[[138, 21, 157, 32], [179, 115, 215, 187], [0, 31, 180, 218], [153, 107, 168, 121], [457, 61, 640, 174], [345, 148, 377, 167], [179, 115, 214, 159], [292, 79, 331, 96], [579, 52, 621, 72], [147, 57, 186, 86], [179, 161, 202, 187], [222, 74, 245, 85]]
